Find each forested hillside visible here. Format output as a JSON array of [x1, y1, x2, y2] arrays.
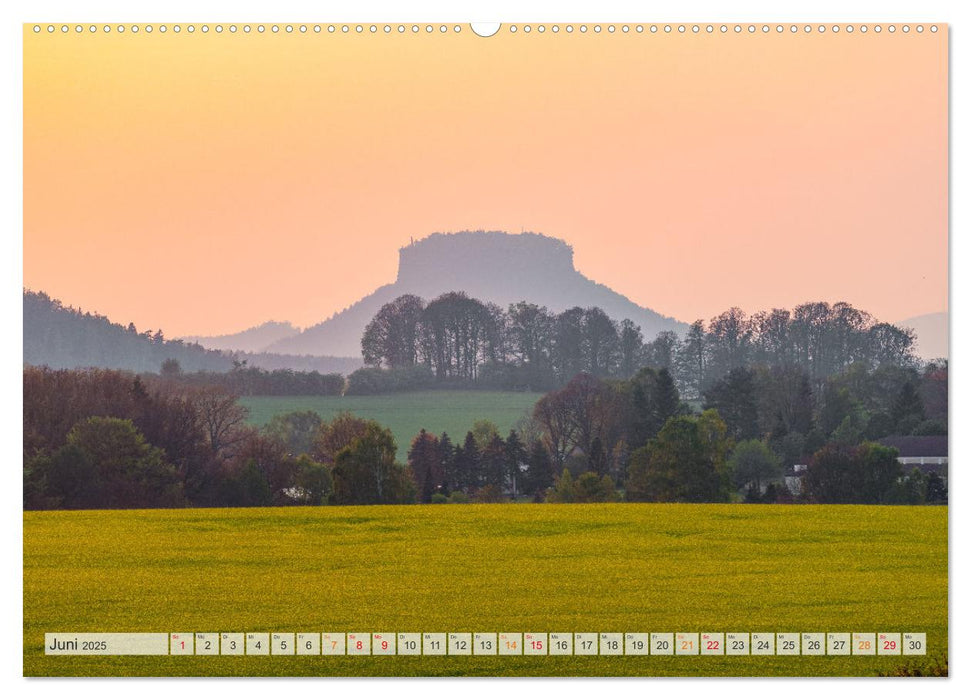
[[23, 291, 364, 375], [24, 291, 232, 373]]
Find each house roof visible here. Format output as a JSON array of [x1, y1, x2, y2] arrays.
[[877, 435, 948, 458]]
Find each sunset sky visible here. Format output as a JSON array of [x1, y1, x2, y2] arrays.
[[23, 24, 947, 337]]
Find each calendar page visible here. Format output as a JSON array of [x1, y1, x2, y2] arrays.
[[21, 17, 948, 679]]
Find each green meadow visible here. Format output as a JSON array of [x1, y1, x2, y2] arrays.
[[23, 504, 947, 677], [240, 391, 543, 460]]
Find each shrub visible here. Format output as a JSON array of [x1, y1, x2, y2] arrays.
[[345, 365, 435, 395], [474, 484, 505, 503], [546, 469, 620, 503]]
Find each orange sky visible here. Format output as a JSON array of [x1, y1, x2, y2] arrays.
[[23, 24, 947, 337]]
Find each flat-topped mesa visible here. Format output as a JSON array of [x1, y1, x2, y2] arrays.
[[395, 230, 576, 295]]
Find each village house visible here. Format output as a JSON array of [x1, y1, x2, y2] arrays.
[[876, 435, 949, 481]]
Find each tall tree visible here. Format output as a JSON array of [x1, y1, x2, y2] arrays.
[[522, 439, 554, 497], [506, 302, 555, 389], [194, 386, 249, 459], [483, 302, 509, 365], [408, 429, 443, 503], [558, 373, 625, 476], [643, 330, 679, 372], [507, 302, 553, 366], [867, 323, 918, 369], [420, 292, 495, 381], [504, 429, 528, 497], [361, 294, 425, 368], [552, 307, 586, 383], [754, 366, 814, 438], [478, 434, 508, 491], [451, 431, 479, 493], [678, 320, 708, 398], [629, 367, 681, 449], [829, 302, 872, 373], [533, 389, 579, 470], [581, 307, 620, 377], [437, 431, 454, 495], [618, 319, 644, 379], [791, 301, 833, 385], [703, 368, 759, 442], [706, 307, 752, 381], [817, 383, 863, 438], [890, 381, 926, 434], [751, 308, 793, 367]]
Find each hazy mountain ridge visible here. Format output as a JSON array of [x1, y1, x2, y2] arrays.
[[183, 320, 301, 354], [897, 312, 948, 361], [23, 290, 363, 375], [266, 230, 689, 357]]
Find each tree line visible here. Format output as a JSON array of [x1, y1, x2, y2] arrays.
[[357, 293, 923, 395], [154, 359, 344, 396], [28, 287, 926, 403]]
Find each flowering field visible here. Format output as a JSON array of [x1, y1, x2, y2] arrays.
[[23, 503, 947, 676]]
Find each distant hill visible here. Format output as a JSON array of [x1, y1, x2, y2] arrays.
[[183, 321, 300, 354], [898, 312, 948, 361], [24, 290, 233, 373], [266, 230, 689, 357], [23, 291, 364, 375]]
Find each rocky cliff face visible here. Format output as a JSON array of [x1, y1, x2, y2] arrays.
[[266, 230, 687, 357]]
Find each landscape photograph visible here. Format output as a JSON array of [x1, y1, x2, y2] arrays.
[[22, 22, 947, 677]]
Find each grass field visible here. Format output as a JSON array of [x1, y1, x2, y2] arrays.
[[23, 504, 947, 677], [240, 391, 543, 460]]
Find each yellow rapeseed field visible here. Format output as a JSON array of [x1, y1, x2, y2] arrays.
[[23, 503, 947, 676]]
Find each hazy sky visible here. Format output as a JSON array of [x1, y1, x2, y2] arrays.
[[24, 25, 947, 336]]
